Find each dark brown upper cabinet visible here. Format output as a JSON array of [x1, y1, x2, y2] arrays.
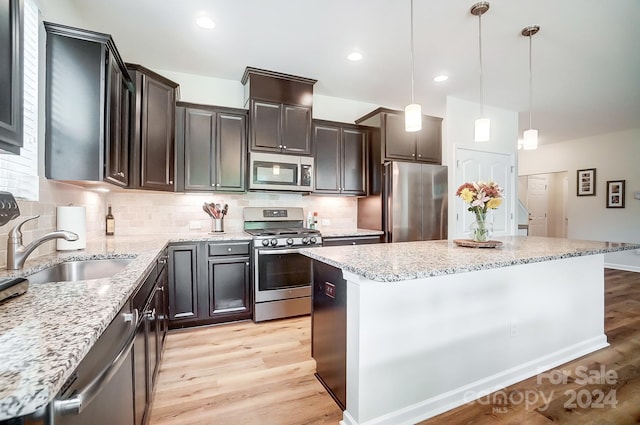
[[44, 22, 133, 185], [175, 102, 247, 193], [127, 64, 179, 192], [356, 107, 443, 165], [0, 0, 23, 154], [313, 120, 367, 196], [242, 67, 316, 156]]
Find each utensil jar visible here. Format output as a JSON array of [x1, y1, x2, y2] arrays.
[[211, 218, 224, 232]]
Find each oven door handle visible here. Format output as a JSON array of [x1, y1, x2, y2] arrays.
[[258, 248, 305, 255], [53, 309, 139, 416]]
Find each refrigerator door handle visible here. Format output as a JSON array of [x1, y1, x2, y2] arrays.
[[382, 162, 392, 243]]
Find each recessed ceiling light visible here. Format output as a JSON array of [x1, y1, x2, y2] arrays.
[[434, 75, 449, 82], [347, 52, 363, 61], [196, 16, 215, 30]]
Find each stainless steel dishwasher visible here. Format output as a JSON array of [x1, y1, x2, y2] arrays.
[[50, 302, 137, 425]]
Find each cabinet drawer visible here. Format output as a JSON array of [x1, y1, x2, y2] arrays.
[[323, 236, 381, 247], [208, 242, 250, 257]]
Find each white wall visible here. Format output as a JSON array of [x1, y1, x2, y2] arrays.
[[155, 69, 381, 124], [154, 69, 245, 109], [445, 97, 519, 238], [519, 128, 640, 271], [37, 0, 85, 26]]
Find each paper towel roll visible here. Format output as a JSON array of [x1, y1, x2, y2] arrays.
[[56, 206, 86, 250]]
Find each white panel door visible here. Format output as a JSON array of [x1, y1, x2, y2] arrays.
[[454, 147, 515, 238], [527, 175, 548, 236]]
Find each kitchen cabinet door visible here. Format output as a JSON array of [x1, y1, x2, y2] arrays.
[[384, 112, 416, 161], [216, 111, 247, 192], [44, 22, 133, 183], [341, 128, 367, 195], [207, 257, 251, 322], [313, 120, 366, 196], [104, 53, 130, 187], [313, 124, 340, 193], [183, 107, 215, 190], [179, 104, 247, 192], [282, 104, 311, 154], [415, 115, 442, 164], [0, 0, 23, 154], [153, 256, 168, 385], [251, 100, 281, 152], [250, 99, 312, 155], [128, 64, 178, 192], [167, 243, 198, 325]]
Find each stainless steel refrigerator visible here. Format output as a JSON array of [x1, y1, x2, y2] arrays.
[[357, 161, 448, 242]]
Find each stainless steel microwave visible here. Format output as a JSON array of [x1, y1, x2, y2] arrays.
[[249, 152, 314, 192]]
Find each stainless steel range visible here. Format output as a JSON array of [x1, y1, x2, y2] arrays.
[[244, 207, 322, 322]]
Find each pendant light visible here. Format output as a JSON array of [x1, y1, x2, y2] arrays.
[[471, 2, 490, 142], [522, 25, 540, 150], [405, 0, 421, 132]]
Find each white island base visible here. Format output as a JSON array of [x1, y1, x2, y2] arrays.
[[341, 254, 607, 425]]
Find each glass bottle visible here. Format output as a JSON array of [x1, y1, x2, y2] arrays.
[[106, 204, 115, 235]]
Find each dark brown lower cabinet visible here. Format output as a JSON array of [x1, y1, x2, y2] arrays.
[[168, 241, 252, 329], [132, 250, 168, 425], [167, 243, 198, 326], [312, 260, 347, 410], [207, 254, 251, 321]]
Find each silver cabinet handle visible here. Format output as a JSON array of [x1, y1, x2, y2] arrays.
[[169, 180, 174, 184], [283, 145, 287, 149], [53, 309, 139, 416], [278, 145, 282, 148]]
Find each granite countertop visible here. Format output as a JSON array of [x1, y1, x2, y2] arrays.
[[301, 236, 640, 282], [0, 231, 252, 421], [320, 228, 384, 238]]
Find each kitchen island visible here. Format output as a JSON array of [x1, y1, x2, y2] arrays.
[[302, 236, 640, 425]]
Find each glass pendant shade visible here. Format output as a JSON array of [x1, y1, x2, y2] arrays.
[[405, 103, 422, 132], [474, 117, 490, 142], [522, 128, 538, 150]]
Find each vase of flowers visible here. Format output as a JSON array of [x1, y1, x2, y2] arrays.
[[456, 180, 503, 242]]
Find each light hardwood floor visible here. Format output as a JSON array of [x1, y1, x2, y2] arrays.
[[149, 269, 640, 425]]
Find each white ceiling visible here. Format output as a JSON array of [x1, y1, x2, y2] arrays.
[[65, 0, 639, 146]]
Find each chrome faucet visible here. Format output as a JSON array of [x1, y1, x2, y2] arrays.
[[6, 216, 79, 270]]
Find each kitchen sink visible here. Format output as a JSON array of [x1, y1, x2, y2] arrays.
[[26, 258, 134, 284]]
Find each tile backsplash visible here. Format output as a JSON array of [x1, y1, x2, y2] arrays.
[[106, 190, 357, 235], [0, 179, 107, 268], [0, 179, 357, 267]]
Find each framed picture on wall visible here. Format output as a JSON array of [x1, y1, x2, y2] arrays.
[[606, 180, 625, 208], [577, 168, 596, 196]]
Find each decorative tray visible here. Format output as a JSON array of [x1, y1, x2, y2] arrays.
[[453, 239, 503, 248]]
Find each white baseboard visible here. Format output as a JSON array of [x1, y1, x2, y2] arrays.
[[342, 336, 608, 425], [604, 263, 640, 273]]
